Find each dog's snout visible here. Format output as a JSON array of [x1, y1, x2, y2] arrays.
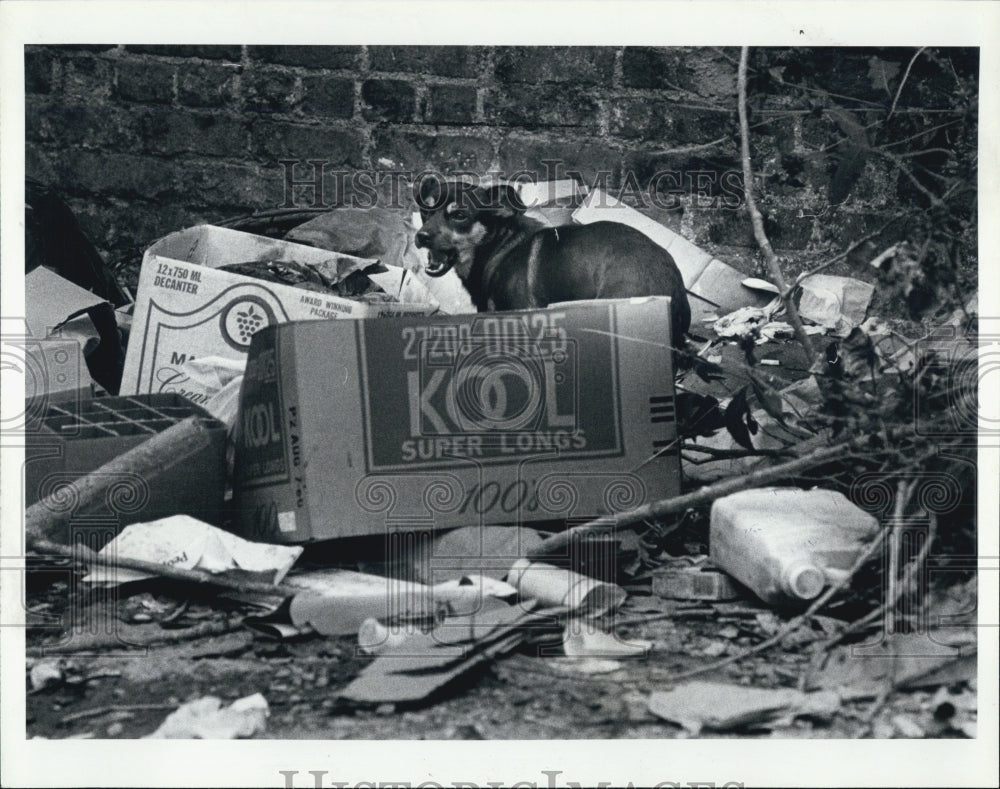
[[415, 229, 431, 248]]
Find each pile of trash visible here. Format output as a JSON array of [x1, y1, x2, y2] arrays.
[[18, 179, 978, 740]]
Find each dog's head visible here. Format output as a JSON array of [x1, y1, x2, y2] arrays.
[[413, 179, 526, 279]]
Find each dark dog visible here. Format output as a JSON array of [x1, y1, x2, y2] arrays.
[[414, 180, 691, 344]]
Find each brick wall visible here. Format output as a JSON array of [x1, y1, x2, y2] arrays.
[[25, 45, 950, 290]]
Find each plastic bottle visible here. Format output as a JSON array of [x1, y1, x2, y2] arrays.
[[709, 487, 879, 606]]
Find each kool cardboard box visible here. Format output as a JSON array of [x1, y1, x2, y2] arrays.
[[120, 225, 438, 402], [233, 297, 680, 543]]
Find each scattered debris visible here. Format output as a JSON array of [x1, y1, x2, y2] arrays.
[[650, 556, 743, 602], [339, 602, 548, 705], [83, 515, 302, 587], [29, 660, 66, 692], [508, 559, 626, 617], [411, 525, 547, 583], [647, 681, 840, 735], [797, 274, 875, 337], [146, 693, 269, 739], [808, 632, 975, 701], [562, 626, 651, 658]]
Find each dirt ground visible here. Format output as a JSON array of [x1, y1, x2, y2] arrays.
[[25, 582, 974, 741]]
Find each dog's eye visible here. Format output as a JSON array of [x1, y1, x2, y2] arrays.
[[450, 210, 470, 222]]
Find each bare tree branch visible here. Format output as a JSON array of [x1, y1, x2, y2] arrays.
[[737, 46, 818, 361]]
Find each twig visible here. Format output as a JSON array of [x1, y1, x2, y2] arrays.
[[818, 508, 937, 654], [528, 441, 854, 560], [857, 685, 894, 738], [27, 617, 244, 657], [737, 47, 817, 362], [869, 147, 946, 208], [60, 703, 176, 726], [680, 444, 793, 460], [644, 135, 732, 157], [888, 47, 928, 122]]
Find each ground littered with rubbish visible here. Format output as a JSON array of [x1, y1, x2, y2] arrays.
[[25, 571, 976, 739], [21, 190, 978, 743]]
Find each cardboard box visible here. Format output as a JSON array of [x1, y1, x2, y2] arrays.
[[25, 393, 228, 525], [120, 225, 439, 402], [233, 297, 681, 543], [23, 266, 105, 397], [572, 190, 773, 326]]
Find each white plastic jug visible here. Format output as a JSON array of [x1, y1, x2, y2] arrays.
[[709, 487, 879, 606]]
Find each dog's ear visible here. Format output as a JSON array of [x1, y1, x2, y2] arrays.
[[477, 183, 527, 219], [415, 176, 445, 212]]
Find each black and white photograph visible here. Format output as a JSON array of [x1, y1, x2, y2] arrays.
[[1, 2, 997, 787]]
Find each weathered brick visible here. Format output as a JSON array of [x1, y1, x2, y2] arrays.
[[249, 45, 359, 70], [140, 110, 248, 157], [54, 149, 180, 199], [424, 84, 477, 125], [59, 56, 114, 99], [373, 130, 493, 175], [49, 45, 117, 53], [300, 76, 354, 118], [624, 149, 741, 196], [250, 121, 365, 168], [361, 79, 416, 122], [622, 47, 693, 90], [26, 143, 58, 185], [25, 97, 54, 143], [368, 46, 481, 78], [265, 165, 383, 211], [178, 161, 271, 209], [697, 211, 754, 249], [243, 68, 298, 113], [116, 60, 175, 104], [178, 63, 240, 108], [125, 45, 242, 61], [494, 46, 615, 85], [498, 136, 622, 189], [486, 83, 599, 130], [27, 100, 143, 149], [611, 100, 734, 144], [25, 50, 53, 94]]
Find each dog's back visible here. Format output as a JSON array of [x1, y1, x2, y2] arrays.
[[494, 222, 691, 342]]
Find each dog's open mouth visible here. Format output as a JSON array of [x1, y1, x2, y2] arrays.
[[423, 249, 457, 277]]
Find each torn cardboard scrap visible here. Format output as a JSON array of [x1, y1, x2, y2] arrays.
[[84, 515, 302, 586], [572, 190, 772, 325], [23, 266, 106, 396], [339, 601, 547, 704], [647, 681, 840, 735]]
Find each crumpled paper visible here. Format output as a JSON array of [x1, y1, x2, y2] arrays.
[[175, 356, 246, 425], [146, 693, 268, 739], [798, 274, 875, 337], [84, 515, 302, 586]]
